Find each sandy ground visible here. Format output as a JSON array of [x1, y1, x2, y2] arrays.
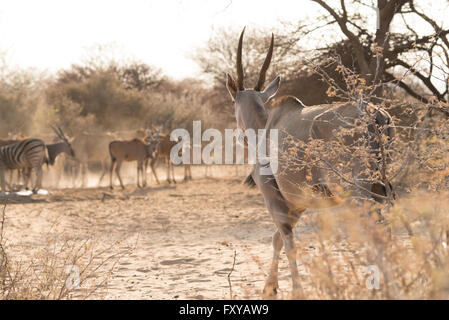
[[2, 165, 314, 299], [4, 163, 396, 300]]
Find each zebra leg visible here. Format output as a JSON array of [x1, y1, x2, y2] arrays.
[[23, 168, 31, 190], [37, 167, 44, 190], [3, 170, 12, 191], [0, 168, 6, 193], [9, 169, 14, 187], [18, 169, 23, 187], [33, 167, 43, 193]]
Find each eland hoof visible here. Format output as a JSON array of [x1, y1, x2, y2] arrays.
[[262, 282, 278, 299]]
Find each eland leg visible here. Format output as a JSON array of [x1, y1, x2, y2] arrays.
[[109, 159, 116, 189], [150, 158, 160, 184], [171, 162, 176, 184], [275, 214, 301, 298], [115, 161, 125, 189], [263, 230, 283, 297], [166, 159, 172, 184], [254, 172, 303, 298], [143, 160, 148, 187], [263, 212, 302, 298], [184, 164, 191, 182], [98, 160, 108, 186], [136, 162, 141, 188]]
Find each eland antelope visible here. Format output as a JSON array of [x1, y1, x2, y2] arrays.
[[225, 28, 395, 298], [109, 129, 160, 189], [148, 132, 179, 184], [70, 132, 119, 187]]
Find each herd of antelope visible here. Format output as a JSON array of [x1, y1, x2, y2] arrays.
[[0, 125, 197, 194]]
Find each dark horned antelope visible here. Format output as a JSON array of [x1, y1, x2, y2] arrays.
[[109, 129, 160, 189], [46, 126, 75, 165], [226, 28, 395, 298]]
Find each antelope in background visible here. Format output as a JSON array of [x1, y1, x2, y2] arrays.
[[147, 128, 197, 184], [36, 126, 76, 189], [203, 139, 250, 178], [70, 131, 118, 187], [148, 131, 179, 184], [109, 128, 160, 189], [225, 28, 395, 298], [46, 126, 75, 166]]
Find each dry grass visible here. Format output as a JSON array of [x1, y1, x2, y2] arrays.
[[1, 174, 449, 300], [285, 191, 449, 300], [0, 203, 133, 300]]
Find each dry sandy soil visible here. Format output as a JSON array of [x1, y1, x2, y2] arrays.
[[3, 165, 316, 299], [4, 163, 389, 300]]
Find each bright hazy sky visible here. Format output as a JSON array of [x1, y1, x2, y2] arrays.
[[0, 0, 314, 79], [0, 1, 446, 80]]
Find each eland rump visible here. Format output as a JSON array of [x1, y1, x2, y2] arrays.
[[225, 28, 395, 298]]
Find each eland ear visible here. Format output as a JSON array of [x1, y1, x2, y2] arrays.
[[226, 73, 238, 101], [260, 76, 280, 103]]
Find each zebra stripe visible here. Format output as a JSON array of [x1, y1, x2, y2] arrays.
[[0, 138, 46, 169]]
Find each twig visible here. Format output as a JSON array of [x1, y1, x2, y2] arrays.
[[227, 250, 237, 300], [0, 203, 6, 242]]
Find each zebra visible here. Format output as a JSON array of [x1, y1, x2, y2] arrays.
[[27, 126, 75, 190], [0, 138, 46, 193]]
